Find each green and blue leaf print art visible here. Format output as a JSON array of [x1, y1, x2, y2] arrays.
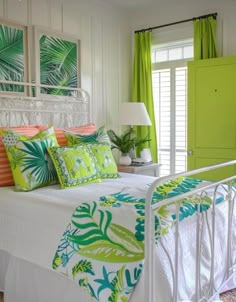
[[40, 34, 78, 96], [0, 23, 25, 92]]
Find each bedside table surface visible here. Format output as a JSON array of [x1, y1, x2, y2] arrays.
[[118, 163, 161, 177]]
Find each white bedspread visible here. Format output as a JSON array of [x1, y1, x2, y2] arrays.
[[0, 173, 235, 302]]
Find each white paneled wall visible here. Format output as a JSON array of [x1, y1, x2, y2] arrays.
[[0, 0, 131, 130]]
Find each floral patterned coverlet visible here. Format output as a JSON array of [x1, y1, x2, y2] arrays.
[[52, 177, 224, 302]]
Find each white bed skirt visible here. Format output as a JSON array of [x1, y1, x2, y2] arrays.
[[1, 226, 235, 302], [0, 250, 173, 302]]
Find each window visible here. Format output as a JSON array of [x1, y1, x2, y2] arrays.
[[0, 21, 28, 94], [152, 40, 193, 176], [152, 39, 193, 63]]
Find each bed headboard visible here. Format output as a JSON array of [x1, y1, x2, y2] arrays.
[[0, 89, 90, 128]]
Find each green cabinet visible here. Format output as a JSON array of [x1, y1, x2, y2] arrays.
[[188, 56, 236, 180]]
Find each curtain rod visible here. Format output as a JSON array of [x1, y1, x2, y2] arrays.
[[134, 12, 217, 34]]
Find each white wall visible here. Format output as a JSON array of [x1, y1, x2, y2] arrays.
[[2, 0, 236, 131], [130, 0, 236, 57], [0, 0, 132, 130]]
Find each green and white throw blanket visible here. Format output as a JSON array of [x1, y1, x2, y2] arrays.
[[52, 177, 224, 302]]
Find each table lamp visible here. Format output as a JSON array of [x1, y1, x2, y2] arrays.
[[119, 102, 152, 159], [120, 102, 152, 128]]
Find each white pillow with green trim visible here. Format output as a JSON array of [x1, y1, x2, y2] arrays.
[[2, 127, 59, 191], [48, 144, 101, 189], [87, 143, 119, 178]]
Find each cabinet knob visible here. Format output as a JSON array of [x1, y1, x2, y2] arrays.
[[187, 150, 193, 156]]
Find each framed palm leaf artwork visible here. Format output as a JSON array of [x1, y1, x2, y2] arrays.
[[36, 30, 80, 96], [0, 21, 28, 93]]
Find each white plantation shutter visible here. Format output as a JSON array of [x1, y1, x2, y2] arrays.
[[153, 69, 171, 176], [151, 40, 192, 176], [152, 40, 192, 177], [152, 61, 189, 176]]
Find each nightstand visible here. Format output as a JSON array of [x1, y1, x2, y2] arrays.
[[118, 163, 161, 177]]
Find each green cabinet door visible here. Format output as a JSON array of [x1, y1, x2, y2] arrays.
[[188, 56, 236, 180]]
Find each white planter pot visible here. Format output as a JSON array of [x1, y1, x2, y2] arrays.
[[119, 153, 132, 166]]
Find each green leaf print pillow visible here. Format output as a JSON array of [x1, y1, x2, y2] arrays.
[[2, 127, 59, 191], [64, 126, 110, 146], [87, 143, 119, 178], [47, 145, 101, 189]]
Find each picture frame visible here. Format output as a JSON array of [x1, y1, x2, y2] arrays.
[[34, 27, 81, 97], [0, 19, 28, 95]]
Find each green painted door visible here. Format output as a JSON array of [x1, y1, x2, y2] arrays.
[[188, 56, 236, 180]]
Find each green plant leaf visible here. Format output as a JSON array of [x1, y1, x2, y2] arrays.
[[20, 139, 57, 183], [68, 202, 112, 246], [108, 224, 144, 254], [72, 259, 95, 278], [69, 202, 144, 262], [107, 129, 134, 153], [107, 129, 151, 153], [78, 240, 144, 263]]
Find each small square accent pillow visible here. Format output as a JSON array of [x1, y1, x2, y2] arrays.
[[2, 127, 58, 191], [64, 126, 110, 146], [48, 145, 101, 189], [87, 143, 119, 178]]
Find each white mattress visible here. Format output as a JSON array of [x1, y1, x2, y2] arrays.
[[0, 173, 235, 302]]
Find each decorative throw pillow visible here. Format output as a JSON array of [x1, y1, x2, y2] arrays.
[[55, 124, 96, 146], [87, 143, 119, 178], [0, 126, 40, 187], [2, 126, 57, 147], [36, 123, 96, 146], [64, 126, 110, 146], [2, 127, 58, 191], [48, 145, 101, 189]]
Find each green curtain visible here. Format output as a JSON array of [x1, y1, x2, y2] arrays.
[[132, 31, 158, 162], [194, 16, 218, 60]]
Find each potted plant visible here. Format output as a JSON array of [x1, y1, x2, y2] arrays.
[[107, 129, 151, 166]]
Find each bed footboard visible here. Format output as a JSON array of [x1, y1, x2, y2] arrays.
[[145, 160, 236, 302]]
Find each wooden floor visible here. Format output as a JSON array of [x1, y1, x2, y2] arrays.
[[221, 289, 236, 302], [0, 292, 3, 302]]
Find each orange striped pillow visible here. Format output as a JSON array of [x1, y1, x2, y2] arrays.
[[0, 127, 39, 187], [36, 124, 96, 146]]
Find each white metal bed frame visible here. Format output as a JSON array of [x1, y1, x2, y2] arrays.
[[0, 89, 90, 127], [0, 78, 90, 127], [0, 89, 236, 302], [145, 160, 236, 302]]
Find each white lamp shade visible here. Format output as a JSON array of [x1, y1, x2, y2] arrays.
[[119, 102, 152, 126]]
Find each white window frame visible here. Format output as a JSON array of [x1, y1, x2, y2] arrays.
[[152, 39, 193, 63]]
